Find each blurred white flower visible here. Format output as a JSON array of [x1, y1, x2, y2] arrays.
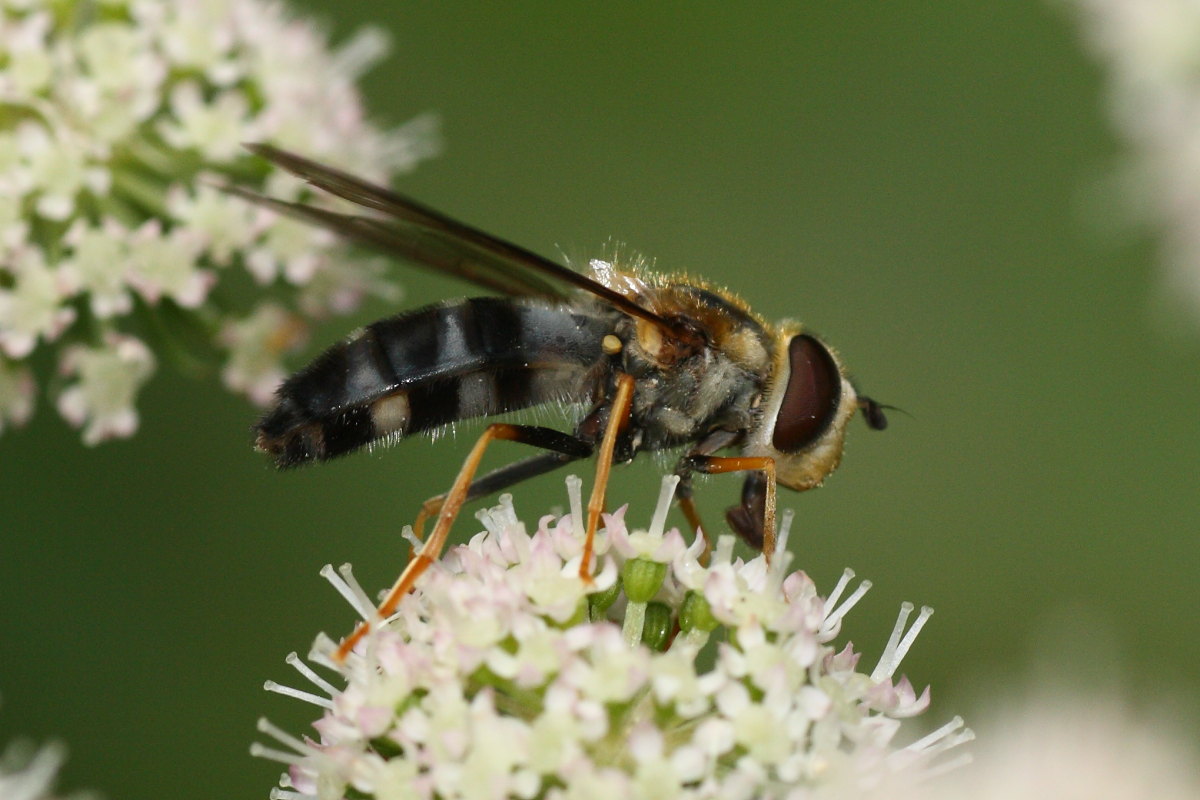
[[167, 178, 258, 268], [244, 213, 336, 287], [59, 218, 134, 319], [16, 123, 110, 221], [296, 254, 402, 317], [57, 333, 155, 445], [254, 478, 971, 799], [0, 247, 75, 359], [0, 734, 70, 800], [1, 10, 53, 97], [0, 360, 35, 434], [159, 82, 251, 162], [125, 220, 213, 309], [219, 303, 309, 407], [0, 0, 440, 444], [1060, 0, 1200, 327], [895, 690, 1200, 799]]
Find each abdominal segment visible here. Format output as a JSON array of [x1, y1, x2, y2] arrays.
[[255, 297, 613, 466]]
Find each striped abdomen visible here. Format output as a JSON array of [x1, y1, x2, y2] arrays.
[[256, 297, 613, 466]]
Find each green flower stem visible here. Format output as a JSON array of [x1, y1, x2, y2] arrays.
[[622, 600, 647, 647], [123, 135, 200, 178], [110, 168, 171, 218], [90, 191, 147, 230]]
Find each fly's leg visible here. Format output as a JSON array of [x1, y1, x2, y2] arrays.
[[672, 429, 742, 565], [725, 472, 769, 551], [675, 488, 709, 563], [335, 424, 592, 661], [683, 455, 778, 561], [409, 451, 584, 544], [579, 373, 636, 583]]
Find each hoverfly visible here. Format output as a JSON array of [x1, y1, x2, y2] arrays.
[[233, 144, 888, 657]]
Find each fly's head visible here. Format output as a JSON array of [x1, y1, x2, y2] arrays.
[[745, 325, 888, 492]]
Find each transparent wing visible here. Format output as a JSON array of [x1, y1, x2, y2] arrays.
[[231, 144, 678, 331]]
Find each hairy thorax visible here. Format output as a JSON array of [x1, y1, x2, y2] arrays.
[[614, 282, 773, 453]]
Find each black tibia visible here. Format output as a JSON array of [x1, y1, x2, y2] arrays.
[[725, 472, 768, 551], [412, 424, 596, 538], [469, 426, 594, 494], [493, 424, 595, 457], [463, 450, 588, 503]]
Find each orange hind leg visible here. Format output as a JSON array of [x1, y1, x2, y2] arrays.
[[579, 374, 636, 582], [334, 423, 591, 661]]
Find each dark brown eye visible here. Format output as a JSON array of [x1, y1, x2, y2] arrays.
[[771, 335, 841, 453]]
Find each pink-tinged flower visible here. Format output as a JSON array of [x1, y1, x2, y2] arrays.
[[13, 122, 111, 222], [607, 475, 690, 562], [254, 478, 970, 799], [0, 0, 439, 443], [0, 247, 75, 359], [159, 82, 252, 163], [59, 218, 134, 319], [125, 219, 213, 308], [167, 177, 259, 268], [219, 303, 309, 407], [243, 211, 337, 287], [57, 333, 155, 445]]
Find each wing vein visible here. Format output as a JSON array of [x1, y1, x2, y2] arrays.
[[237, 143, 681, 333]]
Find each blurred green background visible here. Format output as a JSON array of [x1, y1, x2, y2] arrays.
[[3, 2, 1198, 798]]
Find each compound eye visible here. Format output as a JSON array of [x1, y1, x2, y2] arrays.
[[771, 335, 842, 453]]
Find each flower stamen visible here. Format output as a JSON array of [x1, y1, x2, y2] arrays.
[[318, 563, 377, 622], [257, 478, 964, 797], [262, 680, 333, 709], [873, 602, 935, 681]]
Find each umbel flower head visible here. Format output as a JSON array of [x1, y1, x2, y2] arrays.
[[254, 477, 972, 800], [0, 0, 439, 443]]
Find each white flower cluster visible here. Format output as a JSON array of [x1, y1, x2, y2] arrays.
[[255, 477, 971, 800], [0, 0, 438, 442], [1060, 0, 1200, 326]]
